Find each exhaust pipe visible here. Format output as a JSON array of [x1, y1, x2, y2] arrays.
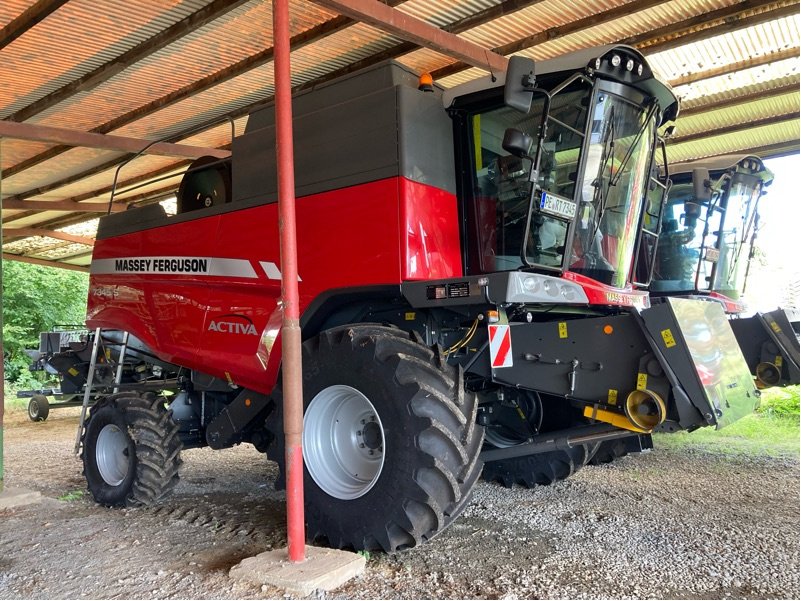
[[755, 362, 781, 388]]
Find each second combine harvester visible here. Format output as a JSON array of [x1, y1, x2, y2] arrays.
[[77, 45, 759, 551]]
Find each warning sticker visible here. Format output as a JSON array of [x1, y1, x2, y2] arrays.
[[637, 373, 648, 390], [558, 322, 568, 339], [608, 389, 618, 405], [661, 328, 676, 348], [489, 324, 513, 368]]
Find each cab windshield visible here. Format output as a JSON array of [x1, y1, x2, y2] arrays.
[[571, 92, 656, 287], [467, 83, 656, 290], [652, 173, 762, 296]]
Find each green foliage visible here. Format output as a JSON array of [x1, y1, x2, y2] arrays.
[[2, 261, 89, 383], [57, 490, 85, 502], [757, 385, 800, 419], [654, 409, 799, 460]]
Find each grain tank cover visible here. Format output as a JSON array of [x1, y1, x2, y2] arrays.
[[232, 60, 456, 204]]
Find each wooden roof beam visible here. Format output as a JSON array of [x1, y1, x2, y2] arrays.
[[5, 0, 251, 124], [627, 0, 799, 53], [680, 83, 800, 116], [2, 227, 95, 246], [670, 47, 800, 87], [0, 0, 69, 51], [313, 0, 508, 73], [2, 252, 89, 273], [3, 0, 541, 189], [668, 112, 800, 144], [0, 120, 230, 159], [2, 200, 127, 213]]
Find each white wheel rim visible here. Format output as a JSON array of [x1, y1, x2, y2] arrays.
[[303, 385, 385, 500], [96, 424, 130, 486]]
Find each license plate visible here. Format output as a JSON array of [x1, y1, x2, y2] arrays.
[[540, 192, 576, 220]]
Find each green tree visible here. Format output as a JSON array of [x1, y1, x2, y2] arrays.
[[2, 261, 89, 383]]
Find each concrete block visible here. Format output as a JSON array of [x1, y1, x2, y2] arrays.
[[229, 545, 366, 597], [0, 487, 42, 510]]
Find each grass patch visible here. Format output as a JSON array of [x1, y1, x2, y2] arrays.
[[655, 411, 799, 460], [58, 490, 85, 502], [2, 381, 31, 411]]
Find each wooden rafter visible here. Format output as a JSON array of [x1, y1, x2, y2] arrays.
[[1, 0, 534, 181], [621, 0, 799, 53], [671, 47, 800, 87], [2, 252, 90, 273], [5, 0, 250, 125], [0, 0, 69, 51], [2, 199, 126, 212], [312, 0, 507, 73], [680, 84, 800, 116], [0, 120, 229, 160], [1, 227, 95, 246], [668, 112, 800, 144]]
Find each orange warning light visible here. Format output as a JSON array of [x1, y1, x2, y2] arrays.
[[418, 72, 434, 92], [245, 398, 252, 407], [603, 325, 614, 335]]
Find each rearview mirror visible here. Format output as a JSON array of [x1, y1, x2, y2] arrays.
[[502, 128, 534, 158], [504, 55, 536, 113], [692, 168, 712, 203]]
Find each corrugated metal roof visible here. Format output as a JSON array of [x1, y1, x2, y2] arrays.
[[1, 0, 799, 269]]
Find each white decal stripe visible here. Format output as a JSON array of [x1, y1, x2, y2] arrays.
[[260, 261, 302, 282], [260, 261, 282, 280], [90, 256, 257, 278]]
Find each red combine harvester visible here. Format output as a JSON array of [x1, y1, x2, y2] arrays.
[[69, 45, 759, 552], [649, 155, 798, 388]]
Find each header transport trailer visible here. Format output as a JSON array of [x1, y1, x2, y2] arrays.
[[69, 45, 758, 552], [650, 155, 798, 389]]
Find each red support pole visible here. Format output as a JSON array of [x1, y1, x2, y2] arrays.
[[273, 0, 305, 563]]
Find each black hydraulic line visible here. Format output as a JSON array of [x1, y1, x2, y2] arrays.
[[479, 422, 634, 462]]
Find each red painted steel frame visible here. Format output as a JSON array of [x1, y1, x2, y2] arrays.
[[274, 0, 305, 563]]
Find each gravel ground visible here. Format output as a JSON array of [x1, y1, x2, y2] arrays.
[[1, 406, 798, 600]]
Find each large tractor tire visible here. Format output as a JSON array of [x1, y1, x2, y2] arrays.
[[588, 438, 631, 465], [482, 445, 591, 488], [27, 394, 50, 422], [481, 393, 593, 488], [82, 392, 182, 507], [267, 325, 484, 552], [588, 434, 652, 465]]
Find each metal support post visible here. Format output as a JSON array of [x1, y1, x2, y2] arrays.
[[1, 137, 4, 492], [73, 327, 103, 455], [112, 331, 130, 393], [274, 0, 305, 563]]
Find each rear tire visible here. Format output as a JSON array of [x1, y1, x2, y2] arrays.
[[589, 438, 632, 465], [28, 395, 50, 421], [267, 325, 484, 552], [82, 393, 182, 506]]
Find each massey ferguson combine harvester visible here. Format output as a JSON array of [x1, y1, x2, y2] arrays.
[[73, 45, 760, 552], [649, 155, 799, 388]]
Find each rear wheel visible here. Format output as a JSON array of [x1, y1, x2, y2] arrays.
[[82, 393, 182, 506], [28, 395, 50, 421], [267, 325, 484, 552]]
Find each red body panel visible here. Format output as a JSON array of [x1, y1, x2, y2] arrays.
[[88, 177, 461, 394]]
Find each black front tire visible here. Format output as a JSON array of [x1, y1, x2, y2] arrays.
[[482, 444, 591, 488], [28, 395, 50, 421], [82, 393, 182, 507], [267, 325, 484, 552]]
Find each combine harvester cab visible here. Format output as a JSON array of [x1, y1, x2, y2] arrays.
[[650, 155, 799, 388], [79, 44, 757, 551]]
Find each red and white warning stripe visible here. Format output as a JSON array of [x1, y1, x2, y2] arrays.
[[488, 324, 513, 368]]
